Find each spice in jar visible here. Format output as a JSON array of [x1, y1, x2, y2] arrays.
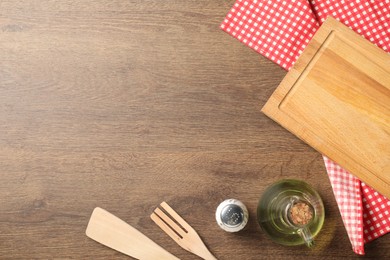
[[215, 199, 249, 232]]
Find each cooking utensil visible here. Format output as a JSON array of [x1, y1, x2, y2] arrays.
[[261, 17, 390, 198], [151, 202, 217, 260], [86, 207, 179, 260]]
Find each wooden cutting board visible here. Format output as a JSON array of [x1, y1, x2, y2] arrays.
[[261, 17, 390, 198]]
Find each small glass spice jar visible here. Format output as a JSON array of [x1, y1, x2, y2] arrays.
[[215, 199, 249, 232]]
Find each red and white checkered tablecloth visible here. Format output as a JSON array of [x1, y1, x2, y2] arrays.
[[221, 0, 390, 255]]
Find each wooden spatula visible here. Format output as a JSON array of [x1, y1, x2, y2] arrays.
[[151, 202, 217, 260], [86, 207, 179, 260]]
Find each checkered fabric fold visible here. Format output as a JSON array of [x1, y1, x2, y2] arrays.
[[221, 0, 390, 255]]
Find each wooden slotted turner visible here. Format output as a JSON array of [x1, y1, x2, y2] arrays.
[[86, 207, 179, 260], [151, 202, 217, 260]]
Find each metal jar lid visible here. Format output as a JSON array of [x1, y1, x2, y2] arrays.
[[215, 199, 249, 232]]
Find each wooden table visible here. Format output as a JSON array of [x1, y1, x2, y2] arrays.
[[0, 1, 388, 259]]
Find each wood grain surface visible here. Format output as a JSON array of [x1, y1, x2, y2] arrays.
[[0, 1, 388, 259]]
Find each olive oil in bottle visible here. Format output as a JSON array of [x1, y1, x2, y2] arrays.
[[257, 179, 325, 247]]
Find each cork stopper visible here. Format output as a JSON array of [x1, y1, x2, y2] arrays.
[[289, 201, 313, 226]]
